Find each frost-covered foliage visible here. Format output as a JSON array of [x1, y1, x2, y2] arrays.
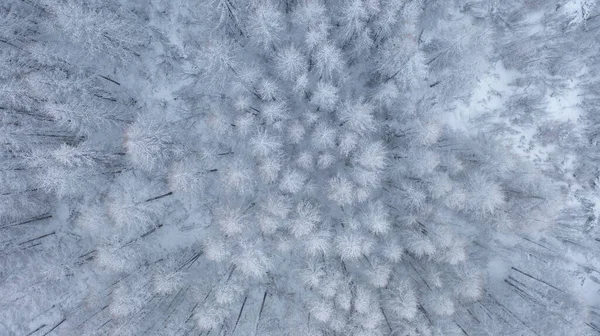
[[0, 0, 598, 335]]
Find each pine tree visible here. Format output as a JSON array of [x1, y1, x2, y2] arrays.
[[1, 0, 597, 335]]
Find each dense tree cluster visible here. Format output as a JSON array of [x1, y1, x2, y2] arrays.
[[0, 0, 598, 335]]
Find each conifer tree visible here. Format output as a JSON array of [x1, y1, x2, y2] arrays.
[[1, 0, 598, 335]]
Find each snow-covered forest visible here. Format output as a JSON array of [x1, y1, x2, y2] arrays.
[[1, 0, 599, 335]]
